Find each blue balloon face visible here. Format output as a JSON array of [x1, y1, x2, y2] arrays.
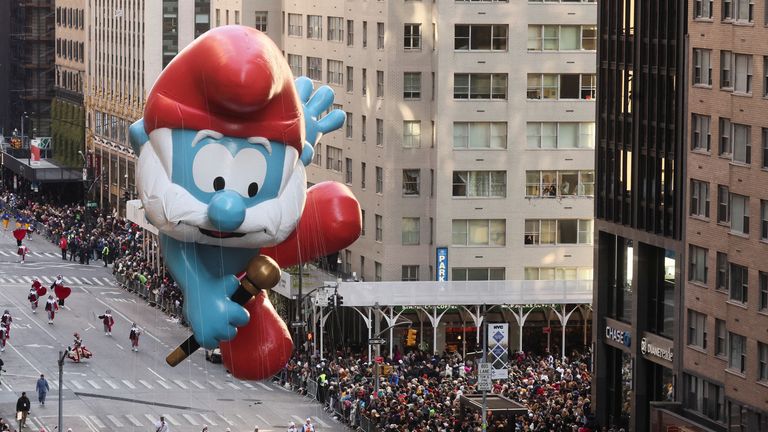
[[169, 129, 286, 208]]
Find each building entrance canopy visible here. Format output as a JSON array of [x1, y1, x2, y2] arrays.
[[2, 151, 81, 183]]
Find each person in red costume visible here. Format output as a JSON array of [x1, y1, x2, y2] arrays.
[[128, 25, 360, 380]]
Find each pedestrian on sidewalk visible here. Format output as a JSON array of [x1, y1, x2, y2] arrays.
[[129, 323, 141, 352], [45, 295, 59, 324], [36, 374, 49, 407], [28, 288, 39, 314], [98, 309, 114, 336], [15, 391, 30, 429], [58, 235, 68, 260], [102, 243, 110, 267]]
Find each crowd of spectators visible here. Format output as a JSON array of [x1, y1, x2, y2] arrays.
[[0, 190, 184, 319], [280, 347, 619, 432]]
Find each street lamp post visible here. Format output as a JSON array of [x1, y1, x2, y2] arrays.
[[78, 151, 89, 229], [57, 349, 69, 431]]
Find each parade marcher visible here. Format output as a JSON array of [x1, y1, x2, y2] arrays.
[[68, 332, 92, 362], [1, 310, 12, 338], [58, 235, 68, 260], [98, 310, 114, 336], [45, 295, 59, 324], [154, 416, 169, 432], [300, 418, 315, 432], [0, 324, 9, 352], [51, 275, 65, 307], [1, 212, 9, 231], [129, 323, 141, 352], [28, 288, 39, 313], [15, 392, 30, 429], [35, 374, 49, 407], [287, 421, 298, 432], [17, 244, 28, 263]]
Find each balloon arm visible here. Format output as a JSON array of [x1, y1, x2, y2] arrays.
[[128, 119, 149, 155], [260, 181, 361, 268]]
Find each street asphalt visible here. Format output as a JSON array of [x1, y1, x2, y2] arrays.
[[0, 227, 342, 431]]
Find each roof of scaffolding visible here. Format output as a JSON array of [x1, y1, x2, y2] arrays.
[[274, 279, 593, 308]]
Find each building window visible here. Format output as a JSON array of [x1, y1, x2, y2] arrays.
[[451, 219, 506, 247], [362, 21, 368, 48], [453, 268, 506, 281], [723, 0, 754, 22], [307, 15, 322, 40], [375, 261, 382, 282], [345, 158, 352, 184], [717, 185, 730, 223], [693, 48, 712, 86], [312, 143, 322, 166], [401, 217, 420, 245], [694, 0, 714, 18], [524, 219, 593, 245], [403, 72, 421, 99], [404, 24, 421, 50], [760, 199, 768, 240], [361, 115, 367, 142], [689, 245, 708, 284], [254, 11, 267, 32], [729, 262, 749, 304], [361, 162, 367, 189], [325, 146, 342, 172], [360, 209, 366, 236], [733, 123, 751, 164], [716, 252, 729, 291], [525, 170, 594, 197], [760, 271, 768, 311], [684, 374, 725, 422], [375, 214, 383, 242], [527, 25, 596, 51], [307, 57, 322, 81], [376, 70, 384, 97], [721, 52, 753, 93], [715, 319, 726, 357], [690, 179, 710, 218], [455, 24, 508, 51], [361, 69, 368, 95], [345, 112, 353, 138], [403, 121, 421, 148], [691, 114, 711, 151], [527, 122, 595, 149], [234, 10, 240, 25], [764, 57, 768, 97], [376, 119, 384, 146], [215, 9, 220, 27], [288, 13, 302, 36], [453, 171, 507, 198], [762, 128, 768, 168], [375, 166, 383, 194], [728, 332, 746, 373], [327, 60, 343, 85], [687, 309, 707, 349], [524, 267, 592, 281], [402, 169, 420, 196], [759, 342, 768, 381], [402, 265, 419, 281], [347, 20, 354, 46], [454, 73, 508, 100], [453, 122, 508, 149], [327, 17, 343, 42], [377, 22, 384, 49], [527, 74, 596, 100], [730, 193, 750, 234]]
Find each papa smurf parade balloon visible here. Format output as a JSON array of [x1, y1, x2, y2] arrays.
[[129, 26, 361, 380]]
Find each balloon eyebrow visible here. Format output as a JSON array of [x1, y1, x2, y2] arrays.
[[247, 137, 272, 155], [191, 129, 223, 147]]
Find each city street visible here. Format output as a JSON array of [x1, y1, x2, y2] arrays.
[[0, 228, 339, 431]]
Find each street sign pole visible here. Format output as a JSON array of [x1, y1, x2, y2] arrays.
[[481, 306, 488, 431]]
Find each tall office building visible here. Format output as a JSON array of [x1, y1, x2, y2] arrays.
[[675, 0, 768, 430], [8, 0, 55, 138], [85, 0, 210, 214], [212, 0, 597, 286], [593, 1, 687, 431], [52, 1, 86, 168]]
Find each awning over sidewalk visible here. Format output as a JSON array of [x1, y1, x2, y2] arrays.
[[2, 151, 82, 183]]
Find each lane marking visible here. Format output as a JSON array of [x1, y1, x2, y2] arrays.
[[0, 251, 8, 256], [125, 414, 143, 427], [144, 414, 157, 425], [200, 414, 218, 426], [292, 415, 305, 425], [106, 415, 124, 427], [121, 379, 136, 389], [70, 276, 82, 284], [71, 380, 84, 390], [217, 413, 235, 426], [41, 276, 52, 284], [115, 343, 125, 350], [182, 414, 199, 426], [242, 381, 255, 388], [156, 379, 172, 389], [163, 414, 181, 426], [22, 276, 32, 283], [147, 367, 166, 381], [102, 277, 114, 285], [226, 382, 240, 390], [207, 380, 224, 390], [255, 381, 273, 392], [103, 379, 119, 389], [138, 379, 153, 389], [313, 416, 330, 428], [87, 379, 101, 389], [189, 379, 205, 389], [256, 414, 270, 427], [173, 379, 188, 389], [89, 415, 106, 428]]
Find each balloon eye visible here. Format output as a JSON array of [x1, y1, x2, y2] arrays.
[[213, 177, 225, 191], [247, 182, 259, 198]]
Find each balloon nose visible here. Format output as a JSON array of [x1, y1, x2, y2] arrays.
[[207, 191, 246, 232]]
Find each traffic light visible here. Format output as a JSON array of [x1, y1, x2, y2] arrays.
[[336, 295, 344, 307], [405, 328, 417, 347], [327, 295, 335, 308]]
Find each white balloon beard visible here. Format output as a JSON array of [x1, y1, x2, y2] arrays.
[[136, 128, 307, 249]]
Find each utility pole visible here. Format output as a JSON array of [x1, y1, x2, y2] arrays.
[[57, 349, 68, 431]]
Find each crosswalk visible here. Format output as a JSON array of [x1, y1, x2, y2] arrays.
[[0, 250, 60, 259], [0, 275, 115, 286], [2, 376, 273, 393]]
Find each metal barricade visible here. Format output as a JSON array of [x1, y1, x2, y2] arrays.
[[306, 380, 318, 400]]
